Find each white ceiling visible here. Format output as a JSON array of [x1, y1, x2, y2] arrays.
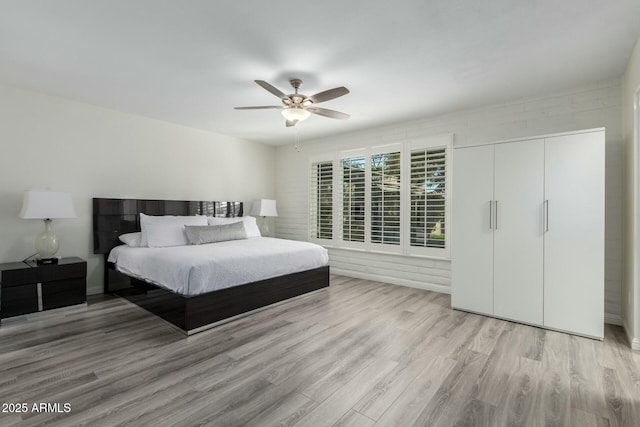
[[1, 1, 639, 145]]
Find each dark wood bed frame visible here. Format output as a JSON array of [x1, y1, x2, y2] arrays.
[[93, 198, 329, 335]]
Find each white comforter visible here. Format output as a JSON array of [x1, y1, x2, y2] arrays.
[[108, 237, 329, 296]]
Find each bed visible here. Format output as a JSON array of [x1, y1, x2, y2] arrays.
[[93, 198, 330, 334]]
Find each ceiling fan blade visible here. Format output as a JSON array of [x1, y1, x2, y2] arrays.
[[234, 106, 283, 110], [255, 80, 289, 100], [286, 120, 298, 127], [306, 86, 349, 104], [306, 106, 350, 120]]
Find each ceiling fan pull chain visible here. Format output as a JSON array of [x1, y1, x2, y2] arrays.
[[294, 129, 301, 152]]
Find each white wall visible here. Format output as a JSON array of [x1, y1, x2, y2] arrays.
[[622, 37, 640, 348], [276, 79, 623, 324], [0, 85, 275, 295]]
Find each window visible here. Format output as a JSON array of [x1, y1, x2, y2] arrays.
[[309, 160, 333, 240], [309, 134, 450, 258], [371, 151, 401, 245], [410, 147, 446, 249], [340, 156, 366, 242]]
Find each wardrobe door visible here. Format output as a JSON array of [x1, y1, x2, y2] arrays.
[[544, 131, 604, 338], [493, 139, 545, 325], [452, 145, 494, 315]]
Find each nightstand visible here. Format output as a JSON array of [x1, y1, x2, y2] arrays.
[[0, 257, 87, 320]]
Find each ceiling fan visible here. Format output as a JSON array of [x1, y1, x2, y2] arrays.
[[235, 79, 350, 127]]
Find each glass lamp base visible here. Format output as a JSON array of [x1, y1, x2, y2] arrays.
[[35, 219, 60, 259], [262, 217, 271, 237]]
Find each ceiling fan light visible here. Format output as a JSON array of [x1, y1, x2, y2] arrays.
[[281, 107, 311, 122]]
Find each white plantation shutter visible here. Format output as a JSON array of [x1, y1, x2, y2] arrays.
[[410, 147, 446, 249], [309, 161, 333, 240], [371, 152, 401, 245], [309, 135, 450, 258], [340, 156, 366, 242]]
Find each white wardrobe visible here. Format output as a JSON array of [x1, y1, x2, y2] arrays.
[[451, 128, 605, 339]]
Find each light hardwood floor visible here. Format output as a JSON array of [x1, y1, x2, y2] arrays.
[[0, 274, 639, 426]]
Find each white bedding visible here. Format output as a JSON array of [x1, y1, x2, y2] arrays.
[[107, 237, 329, 296]]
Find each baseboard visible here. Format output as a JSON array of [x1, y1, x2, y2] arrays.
[[331, 268, 451, 294], [604, 313, 623, 326]]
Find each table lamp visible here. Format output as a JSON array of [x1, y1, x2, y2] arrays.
[[250, 199, 278, 237], [19, 190, 77, 264]]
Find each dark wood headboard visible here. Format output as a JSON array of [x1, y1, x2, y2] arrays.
[[92, 198, 243, 254]]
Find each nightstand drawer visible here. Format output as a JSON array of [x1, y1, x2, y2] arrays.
[[1, 268, 39, 287], [42, 278, 86, 310], [39, 262, 86, 282], [1, 284, 39, 317]]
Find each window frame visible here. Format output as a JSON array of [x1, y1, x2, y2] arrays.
[[405, 135, 452, 259], [337, 148, 369, 250], [308, 155, 335, 246], [369, 143, 404, 255], [308, 134, 452, 260]]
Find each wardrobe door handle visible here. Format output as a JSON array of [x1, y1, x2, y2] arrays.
[[494, 200, 498, 230], [489, 200, 493, 230], [544, 200, 549, 232]]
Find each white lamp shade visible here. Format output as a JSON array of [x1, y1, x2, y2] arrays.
[[19, 190, 77, 219], [251, 199, 278, 217], [281, 108, 311, 122]]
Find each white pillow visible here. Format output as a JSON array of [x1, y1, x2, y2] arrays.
[[207, 216, 261, 238], [118, 232, 143, 247], [140, 213, 208, 248]]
